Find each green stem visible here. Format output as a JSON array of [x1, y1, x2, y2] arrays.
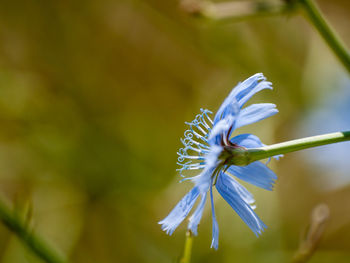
[[224, 131, 350, 165], [249, 131, 350, 163], [299, 0, 350, 73], [180, 230, 193, 263], [0, 198, 67, 263]]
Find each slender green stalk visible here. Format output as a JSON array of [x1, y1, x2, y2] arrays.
[[180, 0, 291, 21], [180, 230, 193, 263], [224, 131, 350, 165], [0, 198, 67, 263], [299, 0, 350, 73], [249, 131, 350, 162]]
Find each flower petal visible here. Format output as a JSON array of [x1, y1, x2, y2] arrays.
[[226, 161, 277, 190], [159, 187, 200, 235], [191, 145, 222, 193], [210, 184, 219, 250], [226, 174, 256, 207], [213, 73, 266, 125], [216, 172, 266, 236], [230, 73, 266, 103], [230, 133, 264, 148], [213, 93, 238, 125], [188, 192, 207, 236], [236, 80, 273, 108], [214, 99, 240, 127], [235, 103, 278, 129]]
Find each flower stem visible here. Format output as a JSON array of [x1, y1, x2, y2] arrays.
[[180, 230, 193, 263], [292, 204, 329, 263], [248, 131, 350, 163], [180, 0, 291, 21], [299, 0, 350, 73], [0, 198, 67, 263]]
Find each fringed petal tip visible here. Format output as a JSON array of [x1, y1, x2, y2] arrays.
[[251, 73, 265, 81], [210, 219, 219, 250], [210, 239, 219, 250], [262, 176, 277, 191], [253, 222, 267, 237], [158, 221, 175, 236], [158, 187, 200, 236]]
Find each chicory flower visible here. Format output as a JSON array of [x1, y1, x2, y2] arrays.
[[159, 73, 279, 249]]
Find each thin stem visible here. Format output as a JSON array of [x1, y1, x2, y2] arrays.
[[248, 131, 350, 163], [292, 204, 329, 263], [180, 230, 193, 263], [0, 198, 67, 263], [299, 0, 350, 73], [180, 0, 291, 21]]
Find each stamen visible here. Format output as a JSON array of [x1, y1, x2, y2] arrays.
[[176, 161, 206, 177], [195, 115, 210, 134], [177, 155, 206, 161], [177, 155, 205, 163], [200, 108, 213, 129], [197, 124, 208, 136], [178, 145, 209, 158], [192, 130, 209, 143], [184, 162, 205, 169], [182, 137, 210, 149], [186, 146, 209, 154], [183, 129, 208, 144], [185, 121, 207, 137], [177, 109, 215, 178], [184, 130, 194, 139], [177, 165, 206, 172], [201, 117, 211, 131]]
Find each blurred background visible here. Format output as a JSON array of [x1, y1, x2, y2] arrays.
[[0, 0, 349, 262]]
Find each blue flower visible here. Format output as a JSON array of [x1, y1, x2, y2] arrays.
[[159, 73, 279, 249]]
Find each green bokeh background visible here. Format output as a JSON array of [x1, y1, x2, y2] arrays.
[[0, 0, 350, 262]]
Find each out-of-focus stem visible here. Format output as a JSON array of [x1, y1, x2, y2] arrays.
[[0, 198, 67, 263], [292, 204, 330, 263], [299, 0, 350, 73], [180, 0, 291, 21], [180, 230, 193, 263], [181, 0, 350, 74]]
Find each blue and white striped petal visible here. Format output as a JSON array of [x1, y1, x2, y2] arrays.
[[230, 133, 265, 148], [216, 172, 266, 236], [210, 184, 219, 250], [188, 192, 207, 236], [230, 73, 267, 104], [159, 187, 200, 235], [235, 103, 278, 129], [235, 79, 273, 108], [226, 161, 277, 191], [213, 73, 268, 124]]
